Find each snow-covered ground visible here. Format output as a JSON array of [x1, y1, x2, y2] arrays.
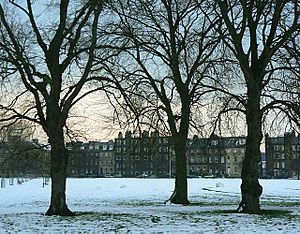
[[0, 178, 300, 233]]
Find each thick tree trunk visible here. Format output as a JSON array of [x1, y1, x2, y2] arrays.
[[239, 83, 263, 214], [45, 129, 74, 216], [170, 135, 189, 204]]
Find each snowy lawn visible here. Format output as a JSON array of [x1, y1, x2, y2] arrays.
[[0, 178, 300, 233]]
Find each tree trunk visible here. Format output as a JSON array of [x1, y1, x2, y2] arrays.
[[169, 133, 190, 204], [239, 83, 263, 214], [45, 129, 74, 216]]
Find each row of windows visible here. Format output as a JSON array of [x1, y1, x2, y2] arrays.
[[117, 138, 169, 145], [79, 144, 114, 151], [274, 161, 286, 169], [189, 155, 241, 164], [116, 146, 172, 153], [272, 144, 300, 152], [271, 153, 300, 160], [70, 159, 113, 166]]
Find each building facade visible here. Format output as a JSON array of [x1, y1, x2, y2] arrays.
[[265, 132, 300, 179], [114, 131, 175, 177], [66, 140, 115, 177], [65, 133, 262, 179], [187, 136, 246, 178]]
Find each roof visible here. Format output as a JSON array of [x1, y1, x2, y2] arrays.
[[189, 136, 247, 149]]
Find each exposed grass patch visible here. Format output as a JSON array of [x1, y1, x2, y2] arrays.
[[189, 201, 239, 206], [259, 209, 292, 217], [261, 200, 300, 207], [199, 209, 293, 218]]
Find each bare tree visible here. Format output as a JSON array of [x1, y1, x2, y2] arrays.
[[109, 0, 221, 204], [0, 0, 108, 216], [216, 0, 300, 213]]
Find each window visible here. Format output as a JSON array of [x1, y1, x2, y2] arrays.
[[109, 145, 113, 150], [221, 156, 225, 164], [215, 156, 219, 163], [135, 148, 140, 153]]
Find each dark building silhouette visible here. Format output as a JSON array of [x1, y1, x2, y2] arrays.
[[265, 132, 300, 179], [114, 131, 175, 177]]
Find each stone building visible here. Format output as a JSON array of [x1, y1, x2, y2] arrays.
[[187, 135, 246, 178], [114, 131, 175, 177], [265, 132, 300, 179], [66, 140, 115, 177]]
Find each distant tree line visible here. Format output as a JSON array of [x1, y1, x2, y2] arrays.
[[0, 0, 299, 216]]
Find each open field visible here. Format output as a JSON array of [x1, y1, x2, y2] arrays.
[[0, 178, 300, 233]]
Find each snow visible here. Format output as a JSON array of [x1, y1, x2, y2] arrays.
[[1, 178, 300, 233]]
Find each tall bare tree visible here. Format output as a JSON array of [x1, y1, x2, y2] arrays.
[[110, 0, 220, 204], [216, 0, 300, 213], [0, 0, 107, 215]]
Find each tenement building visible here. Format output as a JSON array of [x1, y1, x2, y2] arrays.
[[66, 141, 115, 177], [114, 131, 175, 177], [187, 135, 246, 178], [265, 132, 300, 179]]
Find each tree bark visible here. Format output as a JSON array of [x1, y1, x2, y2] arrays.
[[170, 134, 190, 204], [45, 126, 74, 216], [239, 81, 263, 214]]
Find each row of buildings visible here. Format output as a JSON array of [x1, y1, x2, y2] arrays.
[[1, 131, 299, 179], [65, 131, 300, 179]]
